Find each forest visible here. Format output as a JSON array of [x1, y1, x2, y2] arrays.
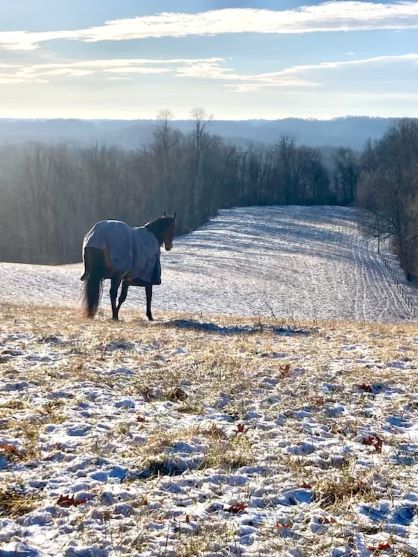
[[0, 110, 417, 281]]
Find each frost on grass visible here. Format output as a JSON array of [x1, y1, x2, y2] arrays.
[[0, 305, 418, 556]]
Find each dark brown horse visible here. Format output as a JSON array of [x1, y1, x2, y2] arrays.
[[81, 213, 176, 320]]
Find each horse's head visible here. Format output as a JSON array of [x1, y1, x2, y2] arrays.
[[145, 213, 176, 251], [162, 212, 176, 251], [145, 212, 177, 250]]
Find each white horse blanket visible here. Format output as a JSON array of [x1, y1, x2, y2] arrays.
[[83, 220, 161, 284]]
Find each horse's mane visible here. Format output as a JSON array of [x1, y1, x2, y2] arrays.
[[145, 215, 175, 244]]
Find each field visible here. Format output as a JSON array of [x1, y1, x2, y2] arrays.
[[0, 206, 416, 321], [1, 306, 417, 556], [1, 206, 418, 556]]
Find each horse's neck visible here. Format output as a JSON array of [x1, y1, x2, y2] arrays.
[[145, 222, 163, 245]]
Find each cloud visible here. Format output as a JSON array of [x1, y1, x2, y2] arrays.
[[175, 60, 318, 88], [187, 53, 418, 92], [0, 56, 322, 88], [1, 53, 417, 90], [0, 57, 225, 84], [269, 52, 418, 79], [1, 2, 418, 50], [0, 30, 83, 51]]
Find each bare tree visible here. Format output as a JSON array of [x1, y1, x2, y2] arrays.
[[332, 147, 358, 204], [357, 119, 418, 279]]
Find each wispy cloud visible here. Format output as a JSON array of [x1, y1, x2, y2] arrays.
[[0, 58, 223, 84], [175, 60, 318, 88], [225, 53, 418, 91], [1, 2, 418, 50], [0, 56, 310, 87], [1, 53, 416, 91]]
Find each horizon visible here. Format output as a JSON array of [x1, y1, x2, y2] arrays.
[[0, 115, 409, 123], [1, 1, 417, 120]]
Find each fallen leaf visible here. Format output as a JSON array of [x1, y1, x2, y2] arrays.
[[358, 383, 373, 393], [57, 494, 87, 508], [367, 541, 391, 552], [225, 502, 247, 514], [0, 443, 22, 457], [363, 435, 383, 453], [275, 522, 291, 529], [318, 517, 336, 524], [167, 387, 187, 402], [280, 364, 291, 375]]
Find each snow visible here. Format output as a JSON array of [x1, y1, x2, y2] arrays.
[[1, 306, 417, 556], [1, 206, 418, 556], [0, 206, 416, 322]]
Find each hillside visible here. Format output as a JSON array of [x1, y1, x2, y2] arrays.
[[0, 206, 416, 322], [0, 117, 400, 150], [0, 306, 417, 556], [1, 205, 418, 556]]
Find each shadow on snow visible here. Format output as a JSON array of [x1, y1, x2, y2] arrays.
[[166, 319, 314, 336]]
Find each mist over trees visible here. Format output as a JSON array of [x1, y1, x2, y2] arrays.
[[0, 116, 399, 150], [0, 111, 417, 282], [0, 108, 336, 264]]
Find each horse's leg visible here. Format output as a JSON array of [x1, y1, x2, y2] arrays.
[[110, 275, 122, 320], [145, 284, 154, 321], [116, 281, 129, 318]]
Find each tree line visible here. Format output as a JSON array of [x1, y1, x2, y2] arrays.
[[0, 108, 335, 264], [356, 119, 418, 281], [0, 110, 416, 281]]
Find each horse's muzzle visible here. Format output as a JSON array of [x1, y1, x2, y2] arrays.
[[164, 243, 173, 251]]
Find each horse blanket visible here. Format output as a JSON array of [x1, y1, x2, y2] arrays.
[[83, 220, 161, 285]]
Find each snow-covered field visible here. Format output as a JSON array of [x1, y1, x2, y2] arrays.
[[0, 306, 417, 556], [0, 206, 416, 322], [1, 206, 418, 556]]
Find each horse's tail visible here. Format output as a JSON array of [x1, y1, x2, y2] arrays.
[[82, 248, 105, 318]]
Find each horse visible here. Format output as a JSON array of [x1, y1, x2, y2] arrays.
[[81, 213, 176, 321]]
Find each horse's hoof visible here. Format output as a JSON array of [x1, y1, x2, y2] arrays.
[[112, 316, 119, 321], [147, 315, 154, 321]]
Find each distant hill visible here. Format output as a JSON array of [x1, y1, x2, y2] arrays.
[[0, 116, 403, 150]]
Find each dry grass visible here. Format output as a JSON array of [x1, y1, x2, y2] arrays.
[[0, 303, 417, 555], [0, 488, 39, 518], [200, 434, 255, 470], [175, 521, 235, 557], [316, 472, 376, 510]]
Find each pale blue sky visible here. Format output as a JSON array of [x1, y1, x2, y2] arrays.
[[0, 1, 417, 119]]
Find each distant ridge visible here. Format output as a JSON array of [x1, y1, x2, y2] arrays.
[[0, 116, 403, 150]]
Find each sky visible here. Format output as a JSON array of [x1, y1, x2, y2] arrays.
[[0, 1, 417, 120]]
